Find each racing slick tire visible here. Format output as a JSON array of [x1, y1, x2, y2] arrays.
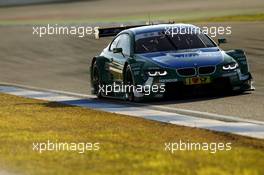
[[92, 62, 103, 98], [124, 66, 143, 102]]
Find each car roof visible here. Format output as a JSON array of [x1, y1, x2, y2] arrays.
[[126, 23, 199, 35]]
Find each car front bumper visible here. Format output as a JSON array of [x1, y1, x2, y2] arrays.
[[136, 69, 254, 99]]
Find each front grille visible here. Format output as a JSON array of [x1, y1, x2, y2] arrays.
[[177, 68, 196, 76], [198, 66, 216, 75]]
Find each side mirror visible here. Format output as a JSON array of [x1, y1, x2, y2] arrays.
[[113, 48, 123, 54], [218, 38, 227, 46]]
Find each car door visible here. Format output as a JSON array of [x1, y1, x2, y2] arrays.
[[108, 33, 131, 83]]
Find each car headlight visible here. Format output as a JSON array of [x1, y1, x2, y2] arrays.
[[222, 62, 239, 71], [147, 70, 167, 76]]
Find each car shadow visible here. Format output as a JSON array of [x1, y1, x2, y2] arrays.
[[29, 91, 252, 110], [93, 90, 252, 108], [142, 91, 251, 105]]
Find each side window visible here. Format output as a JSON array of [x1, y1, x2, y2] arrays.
[[116, 34, 131, 56], [110, 35, 121, 51]]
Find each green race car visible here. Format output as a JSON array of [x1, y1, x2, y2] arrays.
[[91, 24, 254, 102]]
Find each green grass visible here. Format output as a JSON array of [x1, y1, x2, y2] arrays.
[[191, 13, 264, 22], [0, 93, 264, 175], [0, 11, 263, 25]]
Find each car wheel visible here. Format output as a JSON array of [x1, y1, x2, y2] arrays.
[[124, 67, 134, 101], [124, 66, 144, 102], [92, 62, 103, 98]]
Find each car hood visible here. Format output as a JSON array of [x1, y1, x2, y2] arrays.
[[137, 48, 225, 69]]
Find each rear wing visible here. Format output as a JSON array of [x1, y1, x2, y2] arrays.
[[94, 24, 148, 39], [94, 21, 176, 39]]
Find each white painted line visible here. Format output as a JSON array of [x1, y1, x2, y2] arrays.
[[0, 82, 96, 99], [143, 105, 264, 125], [0, 85, 264, 139], [1, 81, 262, 125]]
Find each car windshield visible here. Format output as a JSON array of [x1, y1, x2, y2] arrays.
[[135, 32, 216, 54]]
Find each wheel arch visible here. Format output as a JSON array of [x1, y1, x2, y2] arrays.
[[90, 56, 109, 83]]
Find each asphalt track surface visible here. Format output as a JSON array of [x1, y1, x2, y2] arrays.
[[0, 22, 264, 121]]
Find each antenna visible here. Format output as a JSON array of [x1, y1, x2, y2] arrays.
[[147, 13, 152, 25]]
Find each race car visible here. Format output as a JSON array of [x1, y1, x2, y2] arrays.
[[90, 24, 254, 101]]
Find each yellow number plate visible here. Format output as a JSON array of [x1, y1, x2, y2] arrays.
[[185, 77, 211, 85]]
